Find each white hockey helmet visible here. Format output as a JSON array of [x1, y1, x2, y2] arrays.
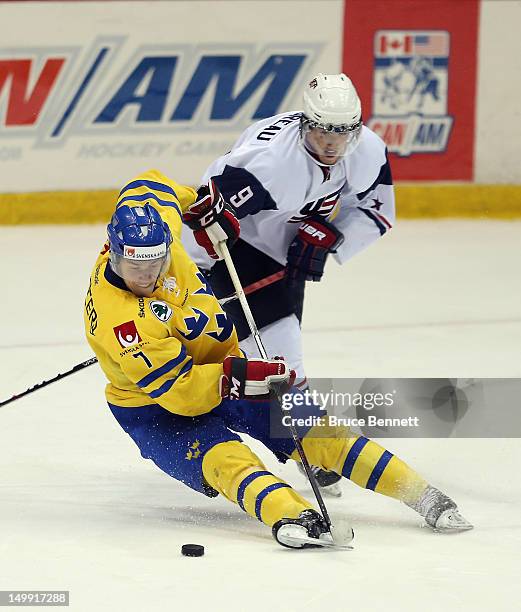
[[301, 73, 363, 161]]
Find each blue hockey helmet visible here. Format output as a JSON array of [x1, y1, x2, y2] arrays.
[[107, 203, 172, 282]]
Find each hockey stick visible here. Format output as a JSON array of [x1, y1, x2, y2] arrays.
[[0, 356, 98, 407], [219, 242, 353, 545]]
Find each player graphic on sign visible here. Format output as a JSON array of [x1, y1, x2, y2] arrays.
[[382, 57, 440, 111], [182, 73, 395, 496], [408, 57, 440, 108]]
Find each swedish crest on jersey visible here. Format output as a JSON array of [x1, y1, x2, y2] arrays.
[[149, 300, 172, 322], [367, 30, 453, 156]]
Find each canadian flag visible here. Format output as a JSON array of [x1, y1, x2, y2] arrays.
[[378, 34, 413, 56]]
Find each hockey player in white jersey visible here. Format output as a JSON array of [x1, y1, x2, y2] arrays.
[[182, 73, 395, 497]]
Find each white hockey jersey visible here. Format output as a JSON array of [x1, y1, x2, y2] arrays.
[[182, 111, 395, 269]]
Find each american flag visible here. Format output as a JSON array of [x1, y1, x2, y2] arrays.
[[413, 34, 449, 56]]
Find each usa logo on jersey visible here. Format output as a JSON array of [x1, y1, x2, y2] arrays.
[[367, 30, 453, 157], [288, 187, 342, 223]]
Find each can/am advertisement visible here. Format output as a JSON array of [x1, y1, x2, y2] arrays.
[[343, 0, 480, 180], [0, 0, 343, 191], [0, 0, 480, 192]]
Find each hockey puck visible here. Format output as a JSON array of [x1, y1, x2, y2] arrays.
[[181, 544, 205, 557]]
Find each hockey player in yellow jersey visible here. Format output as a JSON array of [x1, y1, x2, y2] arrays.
[[85, 172, 241, 415], [84, 169, 472, 549]]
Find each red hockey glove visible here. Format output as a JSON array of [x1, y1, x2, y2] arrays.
[[286, 217, 344, 282], [183, 179, 240, 260], [220, 356, 296, 400]]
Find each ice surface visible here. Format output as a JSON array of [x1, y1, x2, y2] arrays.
[[1, 221, 520, 611]]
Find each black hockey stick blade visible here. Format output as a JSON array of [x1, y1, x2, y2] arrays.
[[1, 356, 98, 407]]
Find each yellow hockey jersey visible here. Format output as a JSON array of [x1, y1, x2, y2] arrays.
[[84, 170, 241, 416]]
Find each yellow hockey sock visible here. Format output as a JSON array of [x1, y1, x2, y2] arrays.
[[203, 440, 314, 526], [292, 425, 428, 504]]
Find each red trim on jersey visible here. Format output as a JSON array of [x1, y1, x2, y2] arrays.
[[373, 211, 393, 229]]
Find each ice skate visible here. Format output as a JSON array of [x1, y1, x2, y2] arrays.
[[273, 509, 334, 549], [297, 463, 343, 498], [408, 486, 473, 532], [432, 507, 473, 531]]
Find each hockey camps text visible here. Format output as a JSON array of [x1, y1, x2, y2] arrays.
[[0, 41, 318, 146]]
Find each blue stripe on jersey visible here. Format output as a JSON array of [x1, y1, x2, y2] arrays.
[[136, 346, 188, 389], [212, 165, 278, 219], [148, 359, 193, 399], [366, 451, 393, 490], [119, 179, 178, 201], [255, 483, 292, 521], [358, 207, 387, 236], [117, 192, 181, 218], [342, 436, 369, 479], [236, 471, 272, 511], [356, 155, 393, 201]]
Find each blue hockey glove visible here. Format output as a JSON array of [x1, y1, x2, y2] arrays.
[[286, 217, 344, 282]]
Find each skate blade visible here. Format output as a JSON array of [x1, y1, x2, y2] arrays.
[[282, 533, 354, 550], [433, 523, 474, 533]]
